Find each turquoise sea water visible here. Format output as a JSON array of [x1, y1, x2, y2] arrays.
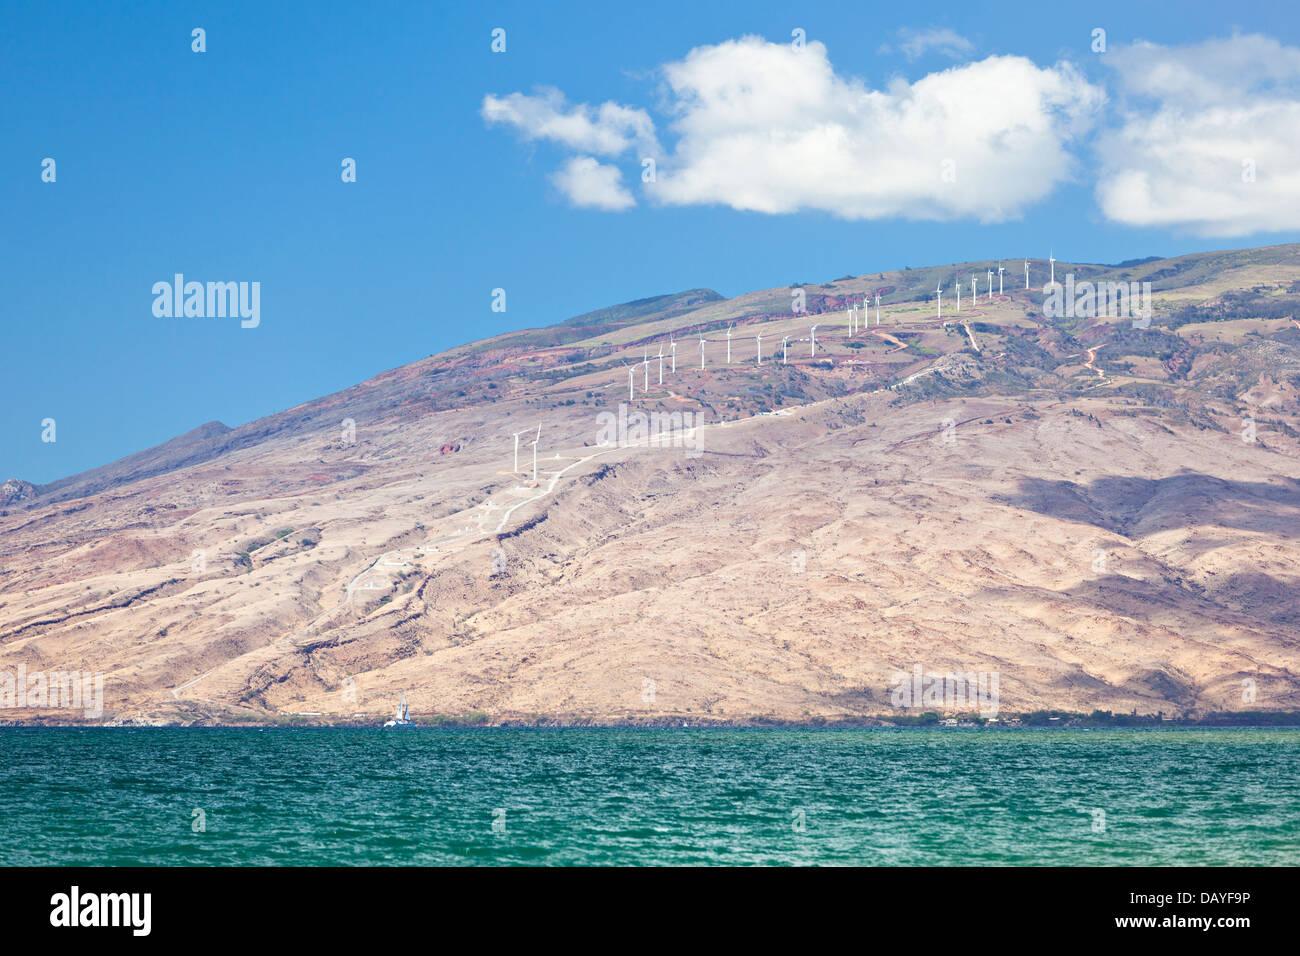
[[1, 727, 1296, 866]]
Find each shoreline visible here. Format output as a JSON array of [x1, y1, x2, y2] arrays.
[[4, 710, 1300, 730]]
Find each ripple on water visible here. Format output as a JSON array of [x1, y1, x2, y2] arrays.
[[1, 727, 1297, 866]]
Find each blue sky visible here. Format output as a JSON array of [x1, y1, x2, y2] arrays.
[[3, 0, 1299, 484]]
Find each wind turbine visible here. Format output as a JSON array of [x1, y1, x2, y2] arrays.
[[1049, 250, 1056, 285], [874, 292, 881, 325], [1024, 259, 1030, 289], [935, 282, 943, 320], [998, 263, 1005, 296], [726, 325, 733, 364], [848, 303, 855, 336], [699, 334, 706, 369], [642, 350, 649, 391], [971, 274, 977, 303], [512, 431, 524, 472], [657, 346, 664, 385], [955, 276, 961, 313], [987, 268, 994, 301], [670, 337, 676, 374], [621, 363, 634, 401], [530, 425, 541, 483], [755, 332, 763, 364], [782, 335, 790, 364], [809, 324, 818, 357]]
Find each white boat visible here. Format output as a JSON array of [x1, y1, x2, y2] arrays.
[[383, 692, 414, 728]]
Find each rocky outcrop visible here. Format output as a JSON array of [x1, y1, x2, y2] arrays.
[[0, 478, 36, 508]]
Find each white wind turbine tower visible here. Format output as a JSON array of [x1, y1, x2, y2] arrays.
[[642, 350, 649, 391], [782, 335, 790, 364], [621, 362, 634, 401], [809, 324, 819, 357], [848, 303, 856, 336], [875, 292, 880, 325], [971, 274, 977, 303], [1024, 259, 1030, 290], [657, 346, 664, 385], [726, 325, 733, 364], [512, 431, 524, 472], [987, 268, 994, 301], [998, 263, 1005, 296], [699, 334, 706, 369], [669, 337, 676, 374], [935, 282, 943, 320], [755, 332, 763, 364], [530, 424, 541, 483], [1049, 250, 1056, 285], [955, 276, 961, 313]]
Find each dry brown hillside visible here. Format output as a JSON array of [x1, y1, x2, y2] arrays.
[[3, 247, 1300, 725]]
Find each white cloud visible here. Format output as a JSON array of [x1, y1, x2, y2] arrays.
[[550, 156, 636, 210], [483, 32, 1300, 236], [651, 38, 1102, 221], [481, 87, 658, 157], [1097, 35, 1300, 236], [1104, 34, 1300, 108], [896, 27, 974, 61], [483, 35, 1104, 222]]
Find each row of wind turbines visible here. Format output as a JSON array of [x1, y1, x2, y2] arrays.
[[618, 324, 815, 400], [614, 255, 1061, 395], [932, 259, 1037, 318], [933, 255, 1060, 318], [501, 255, 1062, 487]]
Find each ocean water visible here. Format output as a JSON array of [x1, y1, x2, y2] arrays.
[[1, 727, 1296, 866]]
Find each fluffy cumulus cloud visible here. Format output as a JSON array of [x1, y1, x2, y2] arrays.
[[478, 32, 1300, 235], [550, 156, 636, 210], [652, 38, 1102, 221], [1096, 35, 1300, 236], [483, 37, 1102, 220]]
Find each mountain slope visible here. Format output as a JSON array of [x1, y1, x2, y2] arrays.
[[3, 246, 1300, 725]]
